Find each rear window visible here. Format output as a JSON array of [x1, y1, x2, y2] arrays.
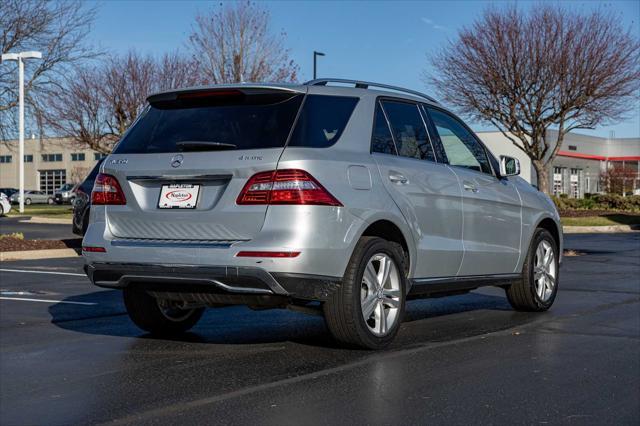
[[288, 95, 358, 148], [113, 92, 304, 154]]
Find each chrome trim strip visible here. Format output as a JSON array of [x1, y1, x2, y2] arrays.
[[111, 240, 235, 249], [126, 174, 232, 182], [118, 275, 272, 295], [412, 273, 521, 285]]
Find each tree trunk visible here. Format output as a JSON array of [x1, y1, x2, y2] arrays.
[[533, 160, 551, 195]]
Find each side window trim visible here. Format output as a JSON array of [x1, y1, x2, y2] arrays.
[[423, 105, 496, 177], [369, 99, 398, 156], [377, 96, 438, 164]]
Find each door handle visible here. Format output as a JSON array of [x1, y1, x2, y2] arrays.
[[463, 182, 478, 193], [389, 172, 408, 184]]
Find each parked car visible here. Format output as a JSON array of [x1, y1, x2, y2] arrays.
[[0, 192, 11, 215], [0, 188, 18, 198], [83, 80, 562, 349], [73, 158, 105, 235], [54, 183, 78, 205], [10, 190, 54, 205]]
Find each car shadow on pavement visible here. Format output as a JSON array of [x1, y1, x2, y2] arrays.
[[47, 290, 523, 348]]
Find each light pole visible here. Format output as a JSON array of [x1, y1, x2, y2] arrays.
[[1, 51, 42, 213], [313, 51, 325, 80]]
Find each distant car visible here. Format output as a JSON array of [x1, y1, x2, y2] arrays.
[[0, 188, 18, 198], [73, 158, 105, 235], [0, 192, 11, 215], [9, 190, 54, 205], [54, 183, 78, 205]]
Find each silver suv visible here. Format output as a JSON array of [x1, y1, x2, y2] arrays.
[[83, 79, 562, 349]]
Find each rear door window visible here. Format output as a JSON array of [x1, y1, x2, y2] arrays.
[[380, 100, 435, 162], [113, 92, 304, 154], [371, 102, 396, 155], [288, 95, 358, 148]]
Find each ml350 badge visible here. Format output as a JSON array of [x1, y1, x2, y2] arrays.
[[158, 184, 200, 209]]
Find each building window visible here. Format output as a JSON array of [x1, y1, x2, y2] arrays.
[[94, 153, 107, 161], [42, 153, 63, 162], [570, 168, 580, 199], [568, 145, 577, 151], [0, 155, 12, 163], [24, 154, 33, 162], [71, 153, 85, 161], [39, 169, 67, 195], [553, 167, 563, 196]]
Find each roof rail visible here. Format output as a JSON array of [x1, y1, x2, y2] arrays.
[[303, 78, 439, 104]]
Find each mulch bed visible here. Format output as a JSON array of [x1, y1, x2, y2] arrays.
[[0, 237, 81, 252], [559, 210, 640, 217]]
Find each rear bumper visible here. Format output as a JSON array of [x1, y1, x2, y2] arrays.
[[85, 262, 341, 302]]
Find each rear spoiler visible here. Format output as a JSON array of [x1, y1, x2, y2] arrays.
[[147, 85, 306, 105]]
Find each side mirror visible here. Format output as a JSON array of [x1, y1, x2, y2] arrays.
[[499, 155, 520, 177]]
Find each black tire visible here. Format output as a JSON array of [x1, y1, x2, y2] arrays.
[[323, 237, 407, 350], [25, 198, 32, 205], [81, 209, 90, 235], [507, 228, 559, 311], [0, 204, 4, 215], [123, 287, 204, 335], [47, 198, 55, 205]]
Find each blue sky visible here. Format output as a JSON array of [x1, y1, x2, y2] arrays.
[[89, 0, 639, 138]]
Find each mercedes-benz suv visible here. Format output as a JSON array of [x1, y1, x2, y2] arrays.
[[83, 79, 562, 349]]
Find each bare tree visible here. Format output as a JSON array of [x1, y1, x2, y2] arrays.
[[45, 51, 197, 153], [600, 163, 639, 196], [428, 5, 640, 194], [0, 0, 98, 141], [187, 1, 298, 84]]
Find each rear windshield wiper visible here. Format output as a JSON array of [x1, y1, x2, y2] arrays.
[[175, 141, 237, 151]]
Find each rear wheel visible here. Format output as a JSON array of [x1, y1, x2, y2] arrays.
[[323, 237, 406, 349], [123, 287, 204, 335], [507, 228, 559, 311], [25, 198, 32, 205]]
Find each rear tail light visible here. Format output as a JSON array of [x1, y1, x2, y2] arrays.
[[82, 246, 106, 253], [91, 173, 126, 205], [236, 169, 342, 206], [236, 251, 300, 258]]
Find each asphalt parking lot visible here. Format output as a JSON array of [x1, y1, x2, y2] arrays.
[[0, 233, 638, 425]]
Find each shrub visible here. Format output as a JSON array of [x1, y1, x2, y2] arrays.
[[551, 194, 640, 212]]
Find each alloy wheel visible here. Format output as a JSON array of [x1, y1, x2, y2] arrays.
[[360, 253, 402, 336], [533, 240, 556, 302], [156, 299, 196, 322]]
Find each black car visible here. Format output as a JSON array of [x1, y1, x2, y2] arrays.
[[72, 158, 105, 235], [0, 188, 18, 198]]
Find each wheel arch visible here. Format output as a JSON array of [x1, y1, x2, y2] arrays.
[[533, 215, 563, 264], [537, 217, 560, 247], [359, 218, 414, 278]]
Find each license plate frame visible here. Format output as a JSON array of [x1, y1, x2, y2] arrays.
[[158, 184, 200, 209]]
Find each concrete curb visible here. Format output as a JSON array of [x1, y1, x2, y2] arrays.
[[0, 248, 79, 261], [563, 225, 639, 234], [17, 216, 72, 225]]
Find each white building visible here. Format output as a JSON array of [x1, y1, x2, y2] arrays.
[[478, 131, 640, 198], [0, 137, 106, 194]]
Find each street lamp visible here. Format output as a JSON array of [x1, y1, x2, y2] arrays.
[[313, 51, 325, 80], [1, 51, 42, 213]]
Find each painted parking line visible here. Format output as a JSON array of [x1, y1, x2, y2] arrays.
[[0, 296, 97, 306], [0, 268, 86, 277]]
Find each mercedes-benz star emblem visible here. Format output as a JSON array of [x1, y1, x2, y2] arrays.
[[171, 154, 184, 168]]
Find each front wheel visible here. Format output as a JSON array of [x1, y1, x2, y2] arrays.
[[25, 198, 32, 205], [123, 287, 204, 335], [323, 237, 407, 349], [507, 228, 559, 311]]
